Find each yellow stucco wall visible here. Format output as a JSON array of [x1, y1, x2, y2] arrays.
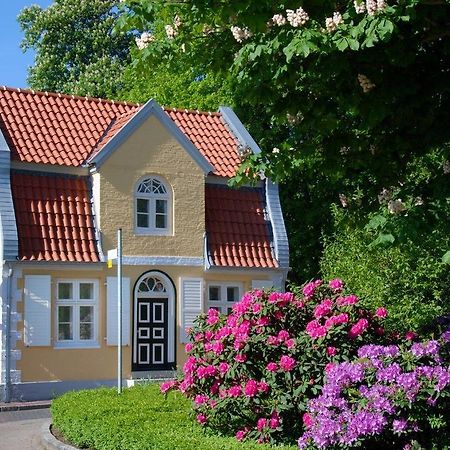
[[97, 115, 205, 257], [16, 265, 274, 382]]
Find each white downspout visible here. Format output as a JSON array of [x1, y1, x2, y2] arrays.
[[4, 263, 13, 403]]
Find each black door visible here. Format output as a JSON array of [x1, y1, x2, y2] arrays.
[[133, 298, 172, 371]]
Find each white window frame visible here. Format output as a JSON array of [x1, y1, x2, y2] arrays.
[[134, 175, 172, 236], [55, 279, 99, 349], [206, 282, 243, 314]]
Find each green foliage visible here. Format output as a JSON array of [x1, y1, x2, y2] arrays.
[[18, 0, 132, 98], [51, 384, 294, 450]]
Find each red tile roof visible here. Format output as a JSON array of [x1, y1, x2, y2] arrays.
[[11, 172, 99, 262], [205, 185, 278, 268], [166, 109, 241, 177], [0, 86, 241, 177]]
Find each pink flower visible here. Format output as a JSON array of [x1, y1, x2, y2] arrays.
[[266, 362, 278, 372], [326, 346, 337, 356], [314, 299, 333, 319], [257, 417, 268, 431], [206, 315, 220, 326], [196, 365, 217, 379], [269, 411, 280, 429], [348, 318, 369, 338], [244, 379, 259, 397], [329, 312, 349, 325], [194, 394, 209, 405], [252, 303, 262, 313], [184, 342, 194, 353], [183, 356, 197, 375], [236, 430, 246, 441], [257, 316, 270, 327], [194, 333, 203, 342], [196, 413, 207, 425], [303, 413, 313, 428], [405, 331, 417, 341], [211, 341, 224, 355], [267, 335, 279, 346], [160, 380, 177, 394], [329, 278, 344, 291], [210, 381, 220, 395], [303, 280, 319, 298], [306, 320, 329, 339], [375, 307, 388, 318], [337, 294, 358, 307], [228, 385, 242, 397], [235, 353, 247, 363], [375, 326, 385, 336], [215, 326, 232, 339], [219, 362, 229, 375], [279, 355, 296, 371], [286, 338, 296, 349], [258, 381, 270, 393], [277, 330, 290, 341], [205, 330, 214, 341], [325, 362, 335, 373], [274, 310, 285, 320]]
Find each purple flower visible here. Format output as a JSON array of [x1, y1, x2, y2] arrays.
[[393, 418, 408, 434]]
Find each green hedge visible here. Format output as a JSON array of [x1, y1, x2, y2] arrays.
[[51, 384, 295, 450]]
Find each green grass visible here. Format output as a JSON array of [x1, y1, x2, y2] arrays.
[[51, 384, 296, 450]]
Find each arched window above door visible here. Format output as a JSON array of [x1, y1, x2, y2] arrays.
[[135, 176, 172, 235], [137, 275, 168, 295]]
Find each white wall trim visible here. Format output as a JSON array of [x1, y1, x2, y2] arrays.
[[123, 256, 203, 266]]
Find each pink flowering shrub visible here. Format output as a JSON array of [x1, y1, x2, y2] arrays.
[[162, 279, 391, 444]]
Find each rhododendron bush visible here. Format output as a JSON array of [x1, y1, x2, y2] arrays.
[[299, 337, 450, 449], [162, 279, 390, 444]]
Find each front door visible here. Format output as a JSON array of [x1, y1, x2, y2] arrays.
[[133, 298, 172, 371]]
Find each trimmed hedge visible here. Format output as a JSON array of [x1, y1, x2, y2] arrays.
[[51, 384, 295, 450]]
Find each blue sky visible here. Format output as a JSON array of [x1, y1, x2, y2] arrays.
[[0, 1, 52, 88]]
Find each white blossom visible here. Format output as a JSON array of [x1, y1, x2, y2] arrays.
[[443, 160, 450, 174], [231, 26, 252, 43], [272, 14, 286, 26], [272, 147, 280, 154], [388, 199, 406, 214], [366, 0, 386, 15], [135, 31, 155, 50], [326, 12, 343, 32], [354, 0, 366, 13], [340, 146, 350, 155], [165, 24, 177, 39], [414, 196, 424, 206], [358, 74, 376, 93], [339, 194, 349, 208], [378, 188, 391, 204], [173, 15, 182, 29], [286, 7, 309, 27], [377, 0, 386, 10]]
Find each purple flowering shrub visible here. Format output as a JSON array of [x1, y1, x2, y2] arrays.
[[298, 337, 450, 449], [161, 279, 390, 444]]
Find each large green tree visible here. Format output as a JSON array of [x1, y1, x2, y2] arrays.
[[19, 0, 132, 98], [120, 0, 450, 327]]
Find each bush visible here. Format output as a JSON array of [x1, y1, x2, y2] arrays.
[[163, 281, 391, 445], [298, 337, 450, 449], [51, 384, 294, 450]]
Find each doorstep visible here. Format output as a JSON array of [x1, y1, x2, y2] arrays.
[[127, 370, 177, 387], [0, 399, 51, 412]]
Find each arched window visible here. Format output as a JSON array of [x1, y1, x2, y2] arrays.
[[135, 176, 172, 235]]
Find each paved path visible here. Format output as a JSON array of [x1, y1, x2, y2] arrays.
[[0, 409, 51, 450]]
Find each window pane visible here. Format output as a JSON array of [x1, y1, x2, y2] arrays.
[[137, 198, 149, 213], [209, 286, 220, 301], [227, 287, 239, 302], [155, 214, 167, 229], [80, 323, 93, 340], [80, 306, 93, 322], [137, 213, 149, 228], [227, 307, 233, 314], [155, 199, 167, 214], [210, 306, 221, 313], [79, 283, 94, 300], [58, 306, 72, 340], [58, 283, 72, 300]]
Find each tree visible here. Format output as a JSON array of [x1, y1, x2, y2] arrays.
[[18, 0, 133, 98]]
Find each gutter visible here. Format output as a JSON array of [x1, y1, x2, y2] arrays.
[[3, 262, 13, 403]]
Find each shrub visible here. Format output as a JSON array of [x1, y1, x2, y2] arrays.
[[298, 337, 450, 449], [163, 280, 391, 445], [51, 384, 294, 450]]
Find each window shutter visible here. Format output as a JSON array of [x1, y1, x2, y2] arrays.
[[252, 280, 274, 290], [180, 278, 203, 343], [24, 275, 51, 346], [106, 277, 130, 346]]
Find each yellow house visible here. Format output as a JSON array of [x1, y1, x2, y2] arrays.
[[0, 86, 289, 401]]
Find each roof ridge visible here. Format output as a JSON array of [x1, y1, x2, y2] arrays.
[[0, 85, 140, 108], [162, 105, 221, 117]]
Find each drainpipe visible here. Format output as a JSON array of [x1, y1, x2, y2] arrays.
[[4, 263, 13, 403]]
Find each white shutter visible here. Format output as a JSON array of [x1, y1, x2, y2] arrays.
[[252, 280, 274, 290], [24, 275, 51, 346], [106, 277, 130, 346], [180, 278, 203, 343]]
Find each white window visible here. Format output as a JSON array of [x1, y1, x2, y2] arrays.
[[135, 176, 172, 235], [207, 282, 243, 314], [56, 280, 99, 348]]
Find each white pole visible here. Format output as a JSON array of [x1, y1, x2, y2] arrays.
[[117, 228, 123, 394]]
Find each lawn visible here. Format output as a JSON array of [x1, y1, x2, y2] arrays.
[[51, 383, 296, 450]]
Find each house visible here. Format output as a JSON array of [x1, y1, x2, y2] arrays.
[[0, 86, 289, 401]]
